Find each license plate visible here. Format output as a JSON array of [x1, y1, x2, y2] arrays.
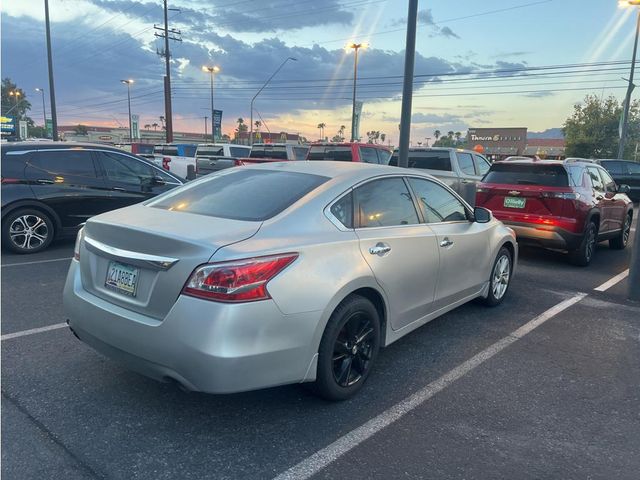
[[105, 261, 139, 297], [504, 197, 526, 209]]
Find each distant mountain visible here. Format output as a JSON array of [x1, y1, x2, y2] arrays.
[[527, 128, 564, 139]]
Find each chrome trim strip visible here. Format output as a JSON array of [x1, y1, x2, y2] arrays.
[[84, 236, 179, 270]]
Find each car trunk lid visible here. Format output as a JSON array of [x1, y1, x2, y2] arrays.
[[79, 204, 261, 319]]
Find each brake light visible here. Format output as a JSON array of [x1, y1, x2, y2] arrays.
[[541, 192, 580, 200], [162, 157, 171, 170], [182, 253, 298, 302], [73, 227, 84, 261], [1, 177, 20, 184]]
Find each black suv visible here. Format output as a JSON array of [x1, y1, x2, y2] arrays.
[[1, 142, 183, 253], [597, 159, 640, 201]]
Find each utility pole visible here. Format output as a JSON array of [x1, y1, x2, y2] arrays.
[[121, 79, 134, 142], [347, 42, 368, 142], [35, 88, 47, 136], [154, 0, 181, 144], [44, 0, 58, 141], [204, 116, 208, 138], [618, 8, 640, 160], [398, 0, 418, 168]]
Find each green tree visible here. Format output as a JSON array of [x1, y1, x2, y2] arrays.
[[74, 124, 88, 135], [563, 94, 640, 159], [1, 78, 33, 125], [433, 129, 441, 140], [433, 136, 456, 147], [29, 125, 47, 138]]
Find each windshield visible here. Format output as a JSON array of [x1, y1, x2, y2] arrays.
[[307, 146, 353, 161], [148, 169, 328, 221]]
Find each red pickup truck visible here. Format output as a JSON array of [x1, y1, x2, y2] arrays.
[[306, 143, 393, 164]]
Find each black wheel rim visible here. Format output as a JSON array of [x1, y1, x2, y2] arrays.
[[585, 227, 595, 261], [332, 312, 375, 388]]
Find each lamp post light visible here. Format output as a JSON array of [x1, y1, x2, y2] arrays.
[[120, 79, 134, 142], [35, 88, 47, 137], [250, 57, 297, 146], [202, 65, 221, 142], [346, 42, 368, 142]]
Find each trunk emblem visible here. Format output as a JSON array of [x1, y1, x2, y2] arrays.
[[508, 190, 521, 195]]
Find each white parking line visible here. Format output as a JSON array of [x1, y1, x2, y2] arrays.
[[1, 323, 68, 341], [1, 257, 72, 268], [273, 293, 588, 480], [594, 269, 629, 292]]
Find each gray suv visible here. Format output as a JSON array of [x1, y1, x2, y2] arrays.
[[390, 147, 491, 204]]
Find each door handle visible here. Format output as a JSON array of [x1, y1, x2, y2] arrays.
[[369, 243, 391, 256], [36, 178, 54, 184], [439, 237, 454, 248], [461, 179, 471, 184]]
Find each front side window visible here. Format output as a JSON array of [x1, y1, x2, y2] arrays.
[[307, 146, 354, 162], [229, 146, 250, 157], [627, 162, 640, 175], [354, 178, 419, 228], [28, 150, 97, 178], [359, 147, 380, 164], [98, 152, 154, 184], [408, 178, 467, 223], [148, 169, 328, 221], [601, 161, 624, 175], [456, 152, 476, 175], [586, 167, 604, 191], [197, 147, 224, 157], [598, 168, 617, 193]]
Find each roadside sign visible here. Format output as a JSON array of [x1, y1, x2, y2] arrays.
[[19, 120, 27, 140], [1, 115, 16, 136], [131, 114, 140, 140], [213, 109, 222, 140], [45, 118, 53, 138], [354, 101, 364, 141]]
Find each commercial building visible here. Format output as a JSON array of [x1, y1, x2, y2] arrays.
[[466, 127, 565, 160]]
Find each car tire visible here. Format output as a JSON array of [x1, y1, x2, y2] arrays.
[[483, 246, 512, 307], [568, 221, 597, 266], [609, 213, 632, 250], [1, 208, 54, 254], [313, 295, 381, 401]]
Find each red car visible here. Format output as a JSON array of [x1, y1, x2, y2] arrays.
[[306, 143, 392, 164], [476, 158, 633, 266]]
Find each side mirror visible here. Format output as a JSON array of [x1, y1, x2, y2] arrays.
[[474, 206, 492, 223], [617, 184, 631, 194], [152, 176, 166, 186]]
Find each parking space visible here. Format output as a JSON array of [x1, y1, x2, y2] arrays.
[[2, 212, 639, 479]]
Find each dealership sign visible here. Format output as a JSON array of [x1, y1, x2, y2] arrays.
[[1, 115, 16, 135]]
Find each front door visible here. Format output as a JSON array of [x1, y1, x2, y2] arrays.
[[586, 166, 611, 233], [353, 177, 440, 331], [407, 177, 491, 308]]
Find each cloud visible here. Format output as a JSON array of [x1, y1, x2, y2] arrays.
[[522, 91, 556, 98], [392, 9, 460, 39], [490, 51, 534, 59], [439, 27, 460, 39]]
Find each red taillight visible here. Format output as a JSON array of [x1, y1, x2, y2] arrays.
[[162, 157, 171, 170], [1, 177, 20, 184], [541, 191, 580, 200], [234, 159, 245, 166], [182, 253, 298, 302]]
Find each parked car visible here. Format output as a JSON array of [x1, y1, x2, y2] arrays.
[[1, 142, 183, 254], [390, 148, 491, 205], [596, 159, 640, 201], [195, 143, 251, 177], [64, 161, 517, 401], [475, 158, 633, 266], [152, 143, 197, 178], [306, 142, 392, 164], [247, 143, 309, 162]]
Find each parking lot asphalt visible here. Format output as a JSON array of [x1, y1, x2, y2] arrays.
[[2, 211, 639, 480]]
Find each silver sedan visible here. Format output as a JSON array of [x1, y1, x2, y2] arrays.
[[63, 161, 517, 400]]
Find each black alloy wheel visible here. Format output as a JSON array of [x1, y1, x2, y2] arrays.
[[332, 312, 375, 387], [569, 221, 597, 266], [610, 213, 632, 250]]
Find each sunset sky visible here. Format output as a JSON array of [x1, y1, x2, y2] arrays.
[[2, 0, 638, 143]]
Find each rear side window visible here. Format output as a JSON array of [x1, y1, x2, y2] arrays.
[[354, 178, 419, 228], [330, 192, 353, 228], [390, 151, 452, 171], [483, 163, 569, 187], [601, 161, 624, 175], [230, 147, 250, 157], [377, 149, 392, 165], [148, 169, 328, 221], [586, 167, 604, 191], [1, 152, 28, 179], [27, 150, 98, 178], [154, 146, 179, 156], [628, 162, 640, 174], [359, 147, 380, 164], [473, 155, 490, 175], [307, 146, 353, 162], [456, 153, 475, 175], [293, 147, 309, 160], [249, 147, 266, 158], [198, 147, 224, 156], [269, 146, 288, 160]]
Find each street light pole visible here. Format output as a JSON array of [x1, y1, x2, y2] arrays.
[[44, 0, 58, 141], [121, 79, 134, 142], [204, 116, 208, 138], [347, 42, 367, 142], [9, 91, 21, 139], [35, 88, 47, 137], [202, 65, 220, 142], [618, 6, 640, 159], [250, 57, 297, 146], [398, 0, 419, 168]]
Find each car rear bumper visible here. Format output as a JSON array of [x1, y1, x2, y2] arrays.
[[63, 260, 321, 394], [501, 221, 583, 250]]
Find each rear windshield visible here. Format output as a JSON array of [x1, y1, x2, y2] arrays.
[[148, 169, 328, 221], [483, 163, 569, 187], [307, 146, 353, 161], [389, 151, 452, 171]]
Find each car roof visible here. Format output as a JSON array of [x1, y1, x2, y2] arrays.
[[391, 147, 476, 153], [311, 142, 391, 150], [1, 141, 128, 152]]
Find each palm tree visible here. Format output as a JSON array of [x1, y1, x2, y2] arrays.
[[434, 129, 441, 140], [317, 122, 326, 140], [144, 123, 151, 131], [454, 131, 462, 143], [254, 120, 261, 132], [151, 123, 159, 131], [380, 133, 386, 143], [338, 125, 346, 141], [447, 130, 454, 139]]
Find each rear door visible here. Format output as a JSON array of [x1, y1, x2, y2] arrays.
[[407, 177, 489, 307], [597, 167, 626, 232], [453, 151, 478, 204], [24, 148, 111, 231], [353, 177, 439, 330]]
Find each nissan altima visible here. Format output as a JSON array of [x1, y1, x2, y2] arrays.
[[63, 161, 517, 400]]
